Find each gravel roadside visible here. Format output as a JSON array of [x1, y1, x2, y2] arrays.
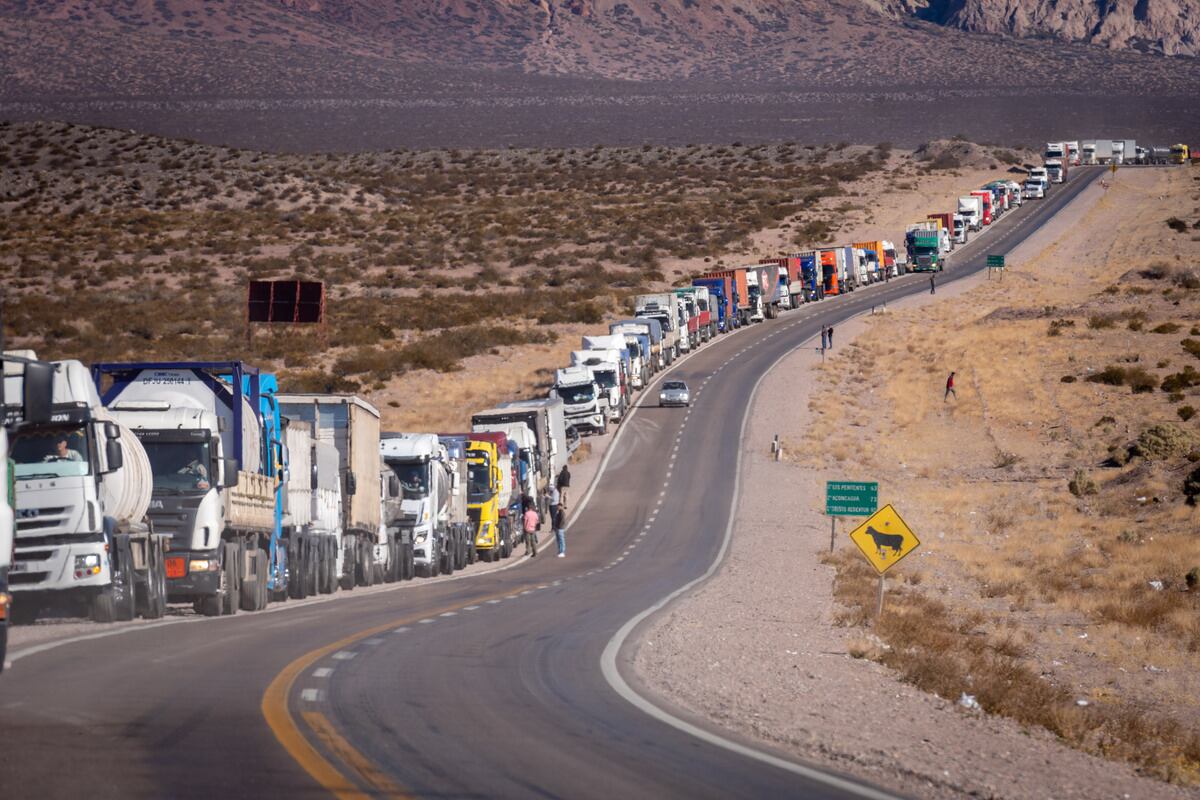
[[632, 176, 1199, 799]]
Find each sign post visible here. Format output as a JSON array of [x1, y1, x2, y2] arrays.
[[825, 481, 878, 552], [986, 254, 1005, 280], [847, 504, 921, 623]]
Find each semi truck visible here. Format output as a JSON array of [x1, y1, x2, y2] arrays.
[[1045, 159, 1064, 183], [969, 190, 994, 225], [11, 357, 168, 623], [610, 319, 660, 377], [1, 349, 55, 666], [957, 195, 982, 231], [671, 288, 703, 349], [602, 327, 648, 389], [634, 294, 682, 364], [464, 437, 508, 561], [677, 286, 715, 341], [570, 350, 626, 425], [582, 334, 634, 395], [551, 365, 605, 435], [691, 276, 734, 333], [277, 394, 385, 589], [817, 249, 842, 296], [473, 399, 568, 520], [1170, 144, 1189, 164], [905, 224, 942, 272], [280, 416, 352, 597], [95, 361, 282, 615], [925, 214, 955, 251], [786, 252, 822, 302], [744, 263, 783, 319]]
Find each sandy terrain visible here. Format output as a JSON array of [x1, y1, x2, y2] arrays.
[[634, 167, 1200, 798]]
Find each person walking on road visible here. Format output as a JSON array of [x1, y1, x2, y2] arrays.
[[523, 498, 539, 557], [556, 464, 571, 506], [944, 371, 957, 402], [930, 275, 936, 294], [827, 324, 834, 348], [553, 503, 568, 557], [820, 325, 828, 350]]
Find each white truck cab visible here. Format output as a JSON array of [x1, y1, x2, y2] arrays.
[[551, 366, 605, 435], [380, 433, 462, 577], [570, 350, 625, 424]]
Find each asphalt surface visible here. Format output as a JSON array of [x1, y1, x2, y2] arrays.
[[0, 166, 1103, 800]]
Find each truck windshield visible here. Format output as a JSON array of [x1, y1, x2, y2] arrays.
[[467, 460, 491, 502], [141, 440, 212, 493], [558, 384, 596, 404], [593, 370, 618, 390], [11, 426, 91, 479], [388, 461, 429, 499]]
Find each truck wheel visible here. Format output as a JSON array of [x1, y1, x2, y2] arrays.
[[106, 536, 137, 623], [428, 540, 441, 577], [287, 536, 304, 600], [456, 531, 467, 571], [91, 589, 117, 623], [304, 537, 320, 596], [140, 542, 167, 620], [466, 536, 476, 566], [500, 528, 512, 560], [220, 542, 240, 616], [240, 546, 260, 611], [339, 538, 356, 591], [355, 538, 374, 587], [256, 550, 270, 610]]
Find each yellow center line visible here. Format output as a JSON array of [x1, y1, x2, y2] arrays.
[[261, 583, 538, 798]]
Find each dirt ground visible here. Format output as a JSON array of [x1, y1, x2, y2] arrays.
[[634, 166, 1200, 799]]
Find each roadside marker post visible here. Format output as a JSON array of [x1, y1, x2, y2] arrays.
[[846, 504, 921, 623], [824, 481, 878, 553]]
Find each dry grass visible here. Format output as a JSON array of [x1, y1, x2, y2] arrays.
[[805, 166, 1200, 784]]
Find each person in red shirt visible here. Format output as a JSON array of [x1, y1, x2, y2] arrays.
[[945, 371, 957, 402], [522, 497, 540, 557]]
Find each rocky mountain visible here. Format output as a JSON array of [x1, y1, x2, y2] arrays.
[[882, 0, 1198, 57]]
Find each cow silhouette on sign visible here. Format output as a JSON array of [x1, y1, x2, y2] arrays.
[[865, 526, 904, 558]]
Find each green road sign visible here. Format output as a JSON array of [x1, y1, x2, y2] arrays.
[[825, 481, 879, 516], [986, 255, 1005, 268]]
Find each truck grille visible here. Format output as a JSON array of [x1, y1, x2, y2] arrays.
[[467, 507, 481, 531], [16, 506, 76, 538]]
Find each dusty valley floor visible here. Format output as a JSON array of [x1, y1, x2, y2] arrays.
[[634, 166, 1200, 798]]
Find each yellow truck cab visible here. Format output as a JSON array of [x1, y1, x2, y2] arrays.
[[467, 439, 509, 562], [1170, 144, 1189, 165]]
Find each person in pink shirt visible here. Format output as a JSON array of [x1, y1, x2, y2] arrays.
[[522, 496, 540, 557]]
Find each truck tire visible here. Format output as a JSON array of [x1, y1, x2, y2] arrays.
[[428, 539, 441, 577], [383, 535, 399, 584], [339, 537, 356, 591], [256, 550, 270, 610], [465, 531, 476, 566], [500, 527, 512, 560], [220, 542, 241, 616], [240, 545, 268, 611], [139, 541, 167, 620], [355, 537, 374, 587], [287, 536, 304, 600], [95, 536, 137, 623], [305, 537, 320, 597], [455, 529, 467, 571]]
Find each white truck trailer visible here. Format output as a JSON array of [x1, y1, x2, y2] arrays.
[[277, 394, 386, 588], [9, 356, 168, 623], [634, 294, 682, 364], [281, 418, 352, 596]]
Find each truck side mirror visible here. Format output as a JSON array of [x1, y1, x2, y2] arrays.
[[345, 471, 357, 496], [223, 458, 240, 488], [104, 439, 123, 473], [105, 421, 121, 440], [389, 475, 400, 497], [22, 360, 54, 425]]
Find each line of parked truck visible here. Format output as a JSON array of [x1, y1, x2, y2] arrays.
[[0, 345, 583, 662], [1043, 139, 1198, 167], [5, 140, 1180, 667]]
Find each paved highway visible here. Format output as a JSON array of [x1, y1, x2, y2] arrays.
[[0, 167, 1102, 799]]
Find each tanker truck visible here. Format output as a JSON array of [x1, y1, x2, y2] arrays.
[[94, 361, 283, 616], [8, 355, 168, 623]]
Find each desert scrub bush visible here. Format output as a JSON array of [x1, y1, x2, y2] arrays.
[[1151, 322, 1182, 334], [1181, 339, 1200, 359], [1047, 318, 1075, 336], [1178, 405, 1196, 422], [1086, 365, 1130, 386], [1165, 217, 1188, 233], [1086, 314, 1117, 330], [1131, 424, 1199, 461], [1126, 367, 1159, 394], [1068, 470, 1099, 497], [1161, 366, 1200, 393], [1186, 465, 1200, 506], [993, 449, 1022, 468]]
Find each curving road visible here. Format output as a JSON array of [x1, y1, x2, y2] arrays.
[[0, 166, 1102, 800]]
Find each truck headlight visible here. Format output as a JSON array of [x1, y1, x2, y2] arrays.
[[74, 554, 103, 579], [415, 532, 428, 544], [189, 559, 220, 572]]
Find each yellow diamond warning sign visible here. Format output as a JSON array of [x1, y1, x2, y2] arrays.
[[848, 504, 920, 575]]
